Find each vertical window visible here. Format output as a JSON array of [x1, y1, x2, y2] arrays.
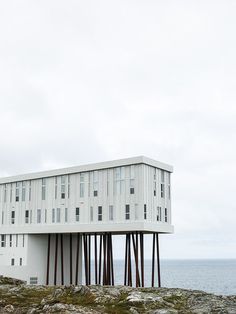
[[76, 207, 80, 222], [10, 184, 13, 202], [1, 211, 4, 224], [45, 209, 47, 223], [109, 205, 113, 221], [61, 176, 66, 199], [161, 170, 165, 182], [98, 206, 102, 221], [130, 166, 135, 194], [56, 208, 61, 223], [25, 210, 29, 224], [9, 235, 12, 247], [125, 204, 130, 220], [22, 235, 25, 247], [16, 182, 20, 202], [29, 181, 32, 201], [16, 235, 18, 247], [165, 208, 168, 222], [55, 177, 58, 199], [42, 178, 46, 200], [159, 207, 162, 221], [20, 258, 22, 266], [1, 235, 6, 247], [161, 184, 165, 198], [30, 210, 33, 224], [80, 173, 85, 197], [11, 211, 15, 224], [68, 175, 70, 198], [52, 208, 55, 223], [4, 184, 7, 202], [157, 207, 160, 221], [37, 209, 41, 223], [11, 258, 15, 266], [93, 171, 98, 197], [90, 206, 93, 222], [22, 181, 26, 201], [144, 204, 147, 220], [65, 208, 68, 223], [114, 167, 125, 195], [154, 181, 157, 196], [135, 204, 138, 220]]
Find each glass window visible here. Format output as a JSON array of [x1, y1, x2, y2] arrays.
[[22, 181, 26, 201], [11, 258, 15, 266], [52, 208, 55, 223], [109, 205, 113, 221], [93, 171, 98, 197], [9, 235, 12, 247], [4, 184, 7, 202], [144, 204, 147, 220], [61, 176, 66, 199], [42, 178, 46, 200], [25, 210, 29, 224], [161, 170, 165, 182], [55, 177, 58, 199], [65, 208, 68, 223], [161, 184, 165, 198], [1, 235, 6, 247], [20, 258, 22, 266], [11, 211, 15, 224], [90, 206, 93, 222], [37, 209, 41, 223], [98, 206, 102, 221], [165, 208, 168, 222], [76, 207, 80, 222], [80, 173, 85, 198], [56, 208, 61, 223], [125, 204, 130, 220], [15, 182, 20, 202]]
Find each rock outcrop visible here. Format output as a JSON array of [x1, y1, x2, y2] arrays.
[[0, 277, 235, 313]]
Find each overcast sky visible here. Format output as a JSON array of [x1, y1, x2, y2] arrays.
[[0, 1, 236, 259]]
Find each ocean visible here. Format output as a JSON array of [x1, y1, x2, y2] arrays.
[[88, 259, 236, 295]]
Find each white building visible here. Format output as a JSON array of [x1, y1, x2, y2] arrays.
[[0, 156, 173, 287]]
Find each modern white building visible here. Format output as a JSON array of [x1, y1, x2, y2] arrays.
[[0, 156, 173, 287]]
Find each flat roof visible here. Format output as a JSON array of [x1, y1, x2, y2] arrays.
[[0, 156, 173, 184]]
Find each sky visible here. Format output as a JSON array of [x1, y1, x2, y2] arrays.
[[0, 0, 236, 259]]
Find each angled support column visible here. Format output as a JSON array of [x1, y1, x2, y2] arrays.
[[46, 234, 51, 285]]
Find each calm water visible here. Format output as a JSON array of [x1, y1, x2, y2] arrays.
[[87, 259, 236, 295]]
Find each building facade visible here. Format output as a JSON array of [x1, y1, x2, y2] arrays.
[[0, 156, 173, 286]]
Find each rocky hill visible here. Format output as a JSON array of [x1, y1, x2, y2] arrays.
[[0, 276, 235, 313]]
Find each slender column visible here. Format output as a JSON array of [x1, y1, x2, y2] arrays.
[[151, 233, 155, 287], [60, 234, 64, 285], [140, 232, 144, 287], [136, 231, 141, 287], [46, 234, 51, 285], [103, 233, 107, 285], [98, 234, 102, 285], [110, 233, 114, 286], [156, 233, 161, 288], [88, 234, 91, 285], [132, 232, 140, 287], [75, 233, 80, 285], [83, 234, 88, 285], [54, 234, 58, 285], [70, 233, 73, 285], [127, 233, 132, 286], [94, 233, 98, 284], [124, 234, 128, 285], [107, 233, 111, 285]]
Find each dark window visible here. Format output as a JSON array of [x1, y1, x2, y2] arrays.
[[144, 204, 147, 220], [98, 206, 102, 221], [61, 193, 65, 199], [94, 190, 98, 197], [76, 207, 80, 222], [161, 184, 165, 198], [154, 190, 156, 196], [25, 210, 29, 224], [11, 211, 15, 224], [130, 188, 135, 194], [125, 204, 130, 220], [11, 258, 15, 266]]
